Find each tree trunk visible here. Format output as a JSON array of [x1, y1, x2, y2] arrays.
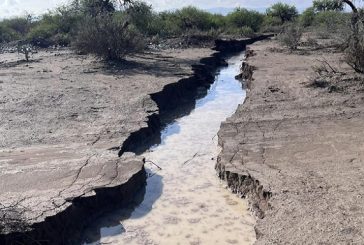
[[341, 0, 364, 73]]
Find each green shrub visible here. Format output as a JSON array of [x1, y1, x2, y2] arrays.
[[156, 11, 183, 36], [176, 6, 214, 31], [346, 40, 364, 73], [27, 22, 58, 47], [313, 0, 344, 12], [0, 24, 18, 43], [346, 21, 364, 73], [261, 15, 284, 33], [78, 0, 116, 16], [223, 25, 254, 37], [126, 1, 157, 35], [0, 1, 266, 46], [267, 2, 298, 24], [208, 14, 226, 30], [0, 16, 32, 42], [2, 17, 32, 36], [312, 11, 350, 41], [240, 26, 255, 37], [300, 7, 316, 27], [26, 6, 82, 47], [226, 8, 264, 32], [278, 23, 303, 50], [28, 21, 58, 40], [149, 7, 226, 38], [73, 14, 145, 60], [313, 10, 349, 26]]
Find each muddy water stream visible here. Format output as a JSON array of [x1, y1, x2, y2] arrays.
[[83, 52, 255, 245]]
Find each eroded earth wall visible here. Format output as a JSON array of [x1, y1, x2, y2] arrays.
[[217, 39, 364, 244]]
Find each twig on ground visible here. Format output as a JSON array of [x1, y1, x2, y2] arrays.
[[315, 58, 344, 75], [182, 152, 206, 166], [145, 160, 162, 170]]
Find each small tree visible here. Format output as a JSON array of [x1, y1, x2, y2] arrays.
[[300, 7, 316, 27], [80, 0, 115, 17], [226, 8, 264, 32], [176, 6, 213, 31], [17, 45, 33, 62], [266, 3, 298, 24], [126, 1, 155, 35], [338, 0, 364, 72], [72, 0, 145, 61], [73, 14, 144, 60], [278, 23, 303, 50], [313, 0, 344, 12]]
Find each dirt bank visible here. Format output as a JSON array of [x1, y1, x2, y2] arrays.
[[217, 39, 364, 244]]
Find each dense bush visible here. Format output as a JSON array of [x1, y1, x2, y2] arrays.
[[345, 8, 364, 73], [124, 1, 157, 35], [300, 7, 316, 27], [313, 11, 350, 40], [2, 17, 32, 37], [27, 10, 81, 47], [128, 6, 263, 38], [155, 11, 183, 36], [27, 22, 58, 47], [278, 23, 303, 50], [261, 3, 298, 33], [73, 14, 145, 60], [0, 16, 32, 43], [0, 25, 17, 43], [313, 0, 344, 12], [157, 8, 227, 36], [226, 8, 264, 32], [0, 1, 271, 47], [346, 36, 364, 73], [313, 11, 349, 27], [208, 14, 226, 30], [78, 0, 116, 16], [2, 0, 316, 59], [177, 6, 215, 31], [260, 15, 283, 33], [239, 26, 255, 37], [266, 3, 298, 24]]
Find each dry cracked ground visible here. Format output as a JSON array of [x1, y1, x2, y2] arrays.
[[218, 39, 364, 244], [0, 47, 214, 234]]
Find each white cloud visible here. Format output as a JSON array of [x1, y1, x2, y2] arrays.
[[0, 0, 336, 19], [144, 0, 313, 11], [0, 0, 69, 18]]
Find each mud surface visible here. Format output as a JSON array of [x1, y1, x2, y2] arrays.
[[218, 39, 364, 244], [0, 47, 214, 241]]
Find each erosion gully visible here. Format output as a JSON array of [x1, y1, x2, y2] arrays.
[[81, 52, 254, 245]]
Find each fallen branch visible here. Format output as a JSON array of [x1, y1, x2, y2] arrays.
[[145, 160, 162, 170], [182, 152, 206, 166]]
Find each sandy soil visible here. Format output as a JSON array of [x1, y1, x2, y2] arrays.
[[0, 47, 214, 230], [218, 39, 364, 244]]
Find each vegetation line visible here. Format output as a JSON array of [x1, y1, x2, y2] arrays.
[[1, 0, 363, 73]]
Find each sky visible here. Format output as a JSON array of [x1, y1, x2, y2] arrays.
[[0, 0, 317, 19]]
